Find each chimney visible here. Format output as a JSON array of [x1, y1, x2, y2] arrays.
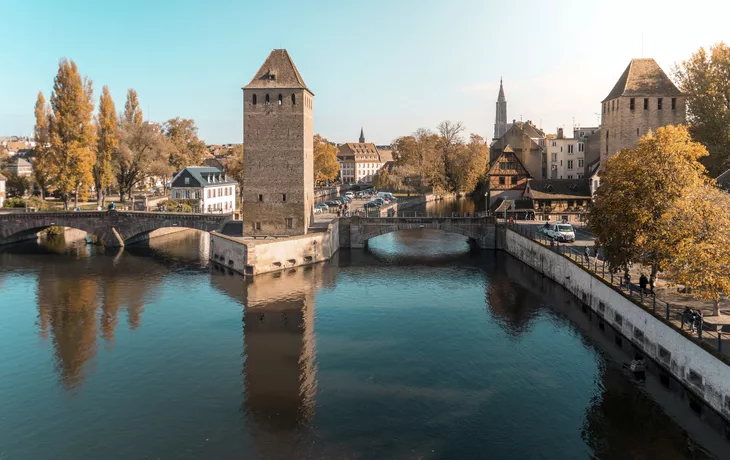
[[557, 128, 564, 139]]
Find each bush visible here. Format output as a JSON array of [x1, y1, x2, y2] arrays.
[[2, 196, 51, 210], [158, 199, 194, 213]]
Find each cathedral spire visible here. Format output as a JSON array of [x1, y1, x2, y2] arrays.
[[494, 78, 507, 140], [359, 127, 365, 143]]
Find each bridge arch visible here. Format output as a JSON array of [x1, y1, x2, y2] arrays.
[[350, 217, 495, 249]]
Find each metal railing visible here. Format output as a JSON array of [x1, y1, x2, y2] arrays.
[[508, 222, 729, 355]]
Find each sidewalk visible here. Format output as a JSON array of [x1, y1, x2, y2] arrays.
[[509, 221, 730, 358]]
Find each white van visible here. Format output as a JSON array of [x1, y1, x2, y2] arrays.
[[547, 222, 575, 242], [345, 191, 354, 198]]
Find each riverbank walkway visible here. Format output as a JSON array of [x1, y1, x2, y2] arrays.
[[509, 221, 730, 358]]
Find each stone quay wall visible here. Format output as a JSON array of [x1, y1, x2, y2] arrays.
[[500, 227, 730, 421]]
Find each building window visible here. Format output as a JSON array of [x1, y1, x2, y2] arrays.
[[611, 100, 614, 111], [255, 222, 261, 231], [658, 98, 663, 110], [630, 98, 635, 110], [265, 94, 270, 105], [551, 141, 556, 147], [578, 159, 584, 168], [282, 193, 286, 202], [278, 94, 283, 106], [578, 143, 584, 152], [644, 98, 648, 110], [637, 128, 640, 136], [184, 177, 190, 184], [292, 94, 296, 105], [499, 177, 506, 185], [252, 94, 257, 105], [568, 144, 574, 154], [672, 97, 677, 110], [285, 217, 293, 229], [567, 160, 574, 169], [258, 194, 263, 202]]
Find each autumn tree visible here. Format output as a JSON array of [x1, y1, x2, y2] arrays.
[[163, 118, 206, 170], [392, 129, 443, 192], [46, 58, 96, 209], [674, 42, 730, 176], [372, 168, 395, 191], [313, 134, 340, 184], [664, 185, 730, 315], [32, 91, 53, 198], [123, 89, 144, 125], [589, 125, 717, 292], [94, 86, 118, 206], [448, 134, 488, 193], [225, 144, 244, 197], [437, 120, 465, 190]]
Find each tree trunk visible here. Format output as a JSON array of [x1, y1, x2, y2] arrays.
[[74, 186, 79, 208], [714, 298, 720, 316]]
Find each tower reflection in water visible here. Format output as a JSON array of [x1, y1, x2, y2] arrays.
[[211, 259, 337, 457]]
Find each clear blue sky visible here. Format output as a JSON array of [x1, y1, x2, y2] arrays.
[[1, 0, 728, 145]]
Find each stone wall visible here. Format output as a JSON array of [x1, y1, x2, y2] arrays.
[[500, 227, 730, 421], [210, 219, 340, 276]]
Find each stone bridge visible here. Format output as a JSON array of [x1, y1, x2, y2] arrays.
[[341, 216, 497, 249], [0, 210, 233, 247]]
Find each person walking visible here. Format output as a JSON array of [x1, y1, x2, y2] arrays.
[[695, 310, 704, 335], [584, 247, 590, 264], [688, 309, 697, 332], [639, 274, 648, 294]]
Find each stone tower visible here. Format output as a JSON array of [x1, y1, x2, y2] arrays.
[[600, 58, 685, 166], [494, 78, 507, 140], [242, 49, 314, 236], [359, 127, 365, 143]]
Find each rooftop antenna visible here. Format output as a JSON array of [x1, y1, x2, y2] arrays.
[[594, 113, 600, 125]]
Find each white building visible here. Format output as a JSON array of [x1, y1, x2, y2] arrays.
[[546, 128, 585, 180], [0, 172, 6, 207], [7, 157, 32, 177], [336, 130, 392, 184], [170, 167, 238, 213]]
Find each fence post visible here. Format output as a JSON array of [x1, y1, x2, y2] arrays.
[[718, 330, 722, 352], [698, 319, 703, 340]]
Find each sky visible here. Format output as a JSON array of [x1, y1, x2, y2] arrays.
[[1, 0, 729, 145]]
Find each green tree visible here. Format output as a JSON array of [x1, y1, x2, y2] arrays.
[[47, 58, 96, 209], [589, 125, 712, 286], [123, 89, 144, 125], [2, 171, 32, 197], [674, 42, 730, 176], [94, 86, 118, 206], [32, 91, 53, 198], [313, 134, 340, 184], [163, 117, 206, 170]]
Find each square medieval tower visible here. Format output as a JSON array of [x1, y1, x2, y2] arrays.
[[242, 49, 314, 236]]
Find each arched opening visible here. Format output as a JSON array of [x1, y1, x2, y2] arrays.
[[365, 228, 477, 262], [278, 94, 282, 106], [0, 225, 99, 254], [252, 94, 257, 105], [265, 94, 270, 105], [291, 94, 296, 105]]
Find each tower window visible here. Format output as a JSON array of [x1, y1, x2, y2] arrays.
[[258, 194, 263, 202], [255, 222, 261, 231], [278, 94, 282, 106], [265, 94, 270, 105], [252, 94, 257, 105], [672, 97, 677, 110], [292, 94, 296, 105], [282, 193, 286, 202], [637, 128, 640, 136], [611, 100, 614, 111], [644, 98, 648, 110], [286, 217, 293, 229], [630, 98, 635, 110], [658, 98, 663, 110]]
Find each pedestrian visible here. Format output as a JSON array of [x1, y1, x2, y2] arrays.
[[688, 309, 697, 332], [593, 241, 599, 258], [682, 306, 692, 329], [695, 310, 704, 334], [639, 274, 648, 293], [584, 247, 590, 264]]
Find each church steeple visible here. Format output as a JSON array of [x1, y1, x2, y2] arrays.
[[494, 78, 507, 140], [359, 127, 365, 143]]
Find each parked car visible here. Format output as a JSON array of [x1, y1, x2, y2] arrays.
[[345, 191, 354, 198], [363, 201, 378, 209], [314, 203, 328, 214], [545, 222, 575, 242], [326, 200, 340, 209], [371, 198, 385, 206]]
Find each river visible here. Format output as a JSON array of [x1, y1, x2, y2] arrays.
[[0, 197, 728, 459]]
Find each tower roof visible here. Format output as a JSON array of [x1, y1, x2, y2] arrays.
[[359, 127, 365, 143], [602, 58, 681, 102], [243, 49, 312, 93], [498, 78, 505, 101]]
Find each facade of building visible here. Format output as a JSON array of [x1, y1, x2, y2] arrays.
[[546, 128, 586, 180], [523, 179, 592, 223], [486, 145, 531, 204], [242, 49, 314, 236], [0, 172, 6, 207], [7, 157, 32, 177], [170, 167, 238, 213], [490, 120, 546, 179], [494, 78, 508, 140], [337, 130, 390, 184], [600, 58, 686, 165]]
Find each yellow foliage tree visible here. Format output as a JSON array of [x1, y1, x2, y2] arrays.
[[47, 58, 96, 209], [123, 89, 144, 125], [164, 117, 206, 170], [94, 86, 118, 206], [32, 91, 54, 199], [588, 125, 730, 311], [313, 134, 340, 184]]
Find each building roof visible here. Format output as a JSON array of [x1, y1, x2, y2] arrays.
[[243, 49, 311, 93], [172, 166, 238, 188], [377, 148, 393, 163], [14, 158, 31, 167], [525, 179, 592, 200], [717, 168, 730, 191], [586, 159, 601, 179], [337, 143, 381, 162], [603, 58, 682, 102]]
